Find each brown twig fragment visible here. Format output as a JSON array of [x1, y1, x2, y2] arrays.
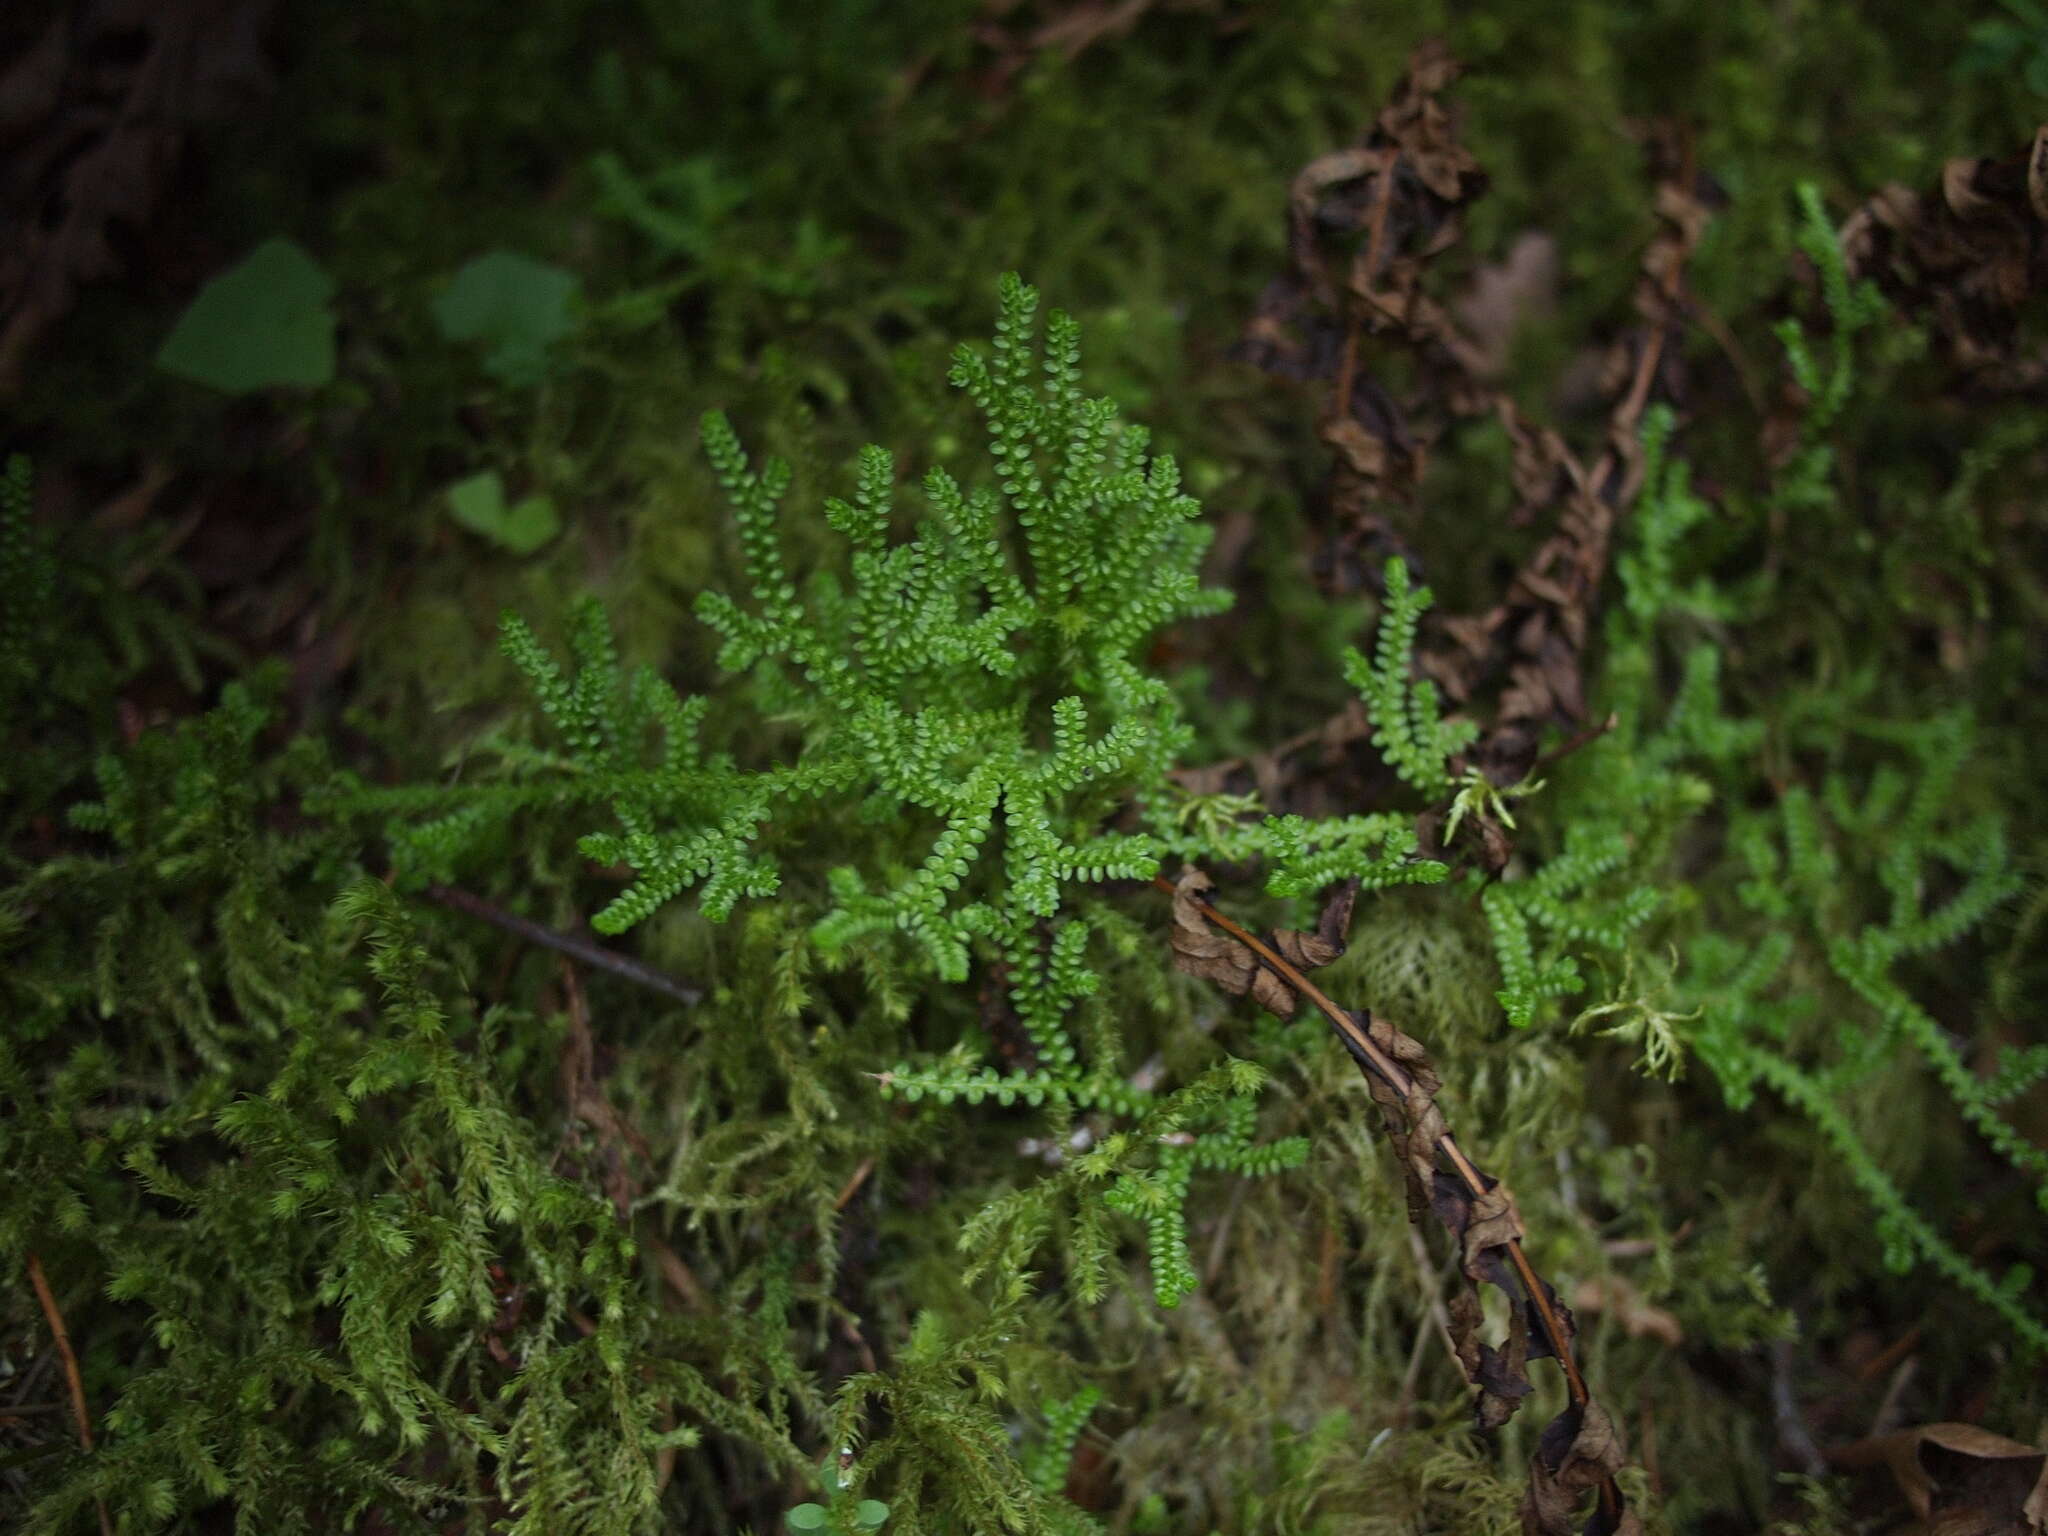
[[26, 1253, 114, 1536], [834, 1156, 877, 1213], [556, 959, 654, 1222]]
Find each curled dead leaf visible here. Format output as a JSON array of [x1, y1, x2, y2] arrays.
[[1521, 1400, 1638, 1536], [1165, 867, 1358, 1019], [1160, 876, 1634, 1531], [1841, 127, 2048, 392], [1830, 1421, 2048, 1532]]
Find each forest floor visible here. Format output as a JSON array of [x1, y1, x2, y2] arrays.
[[4, 2, 2048, 1532]]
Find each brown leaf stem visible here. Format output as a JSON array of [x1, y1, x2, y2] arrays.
[[1152, 873, 1629, 1531]]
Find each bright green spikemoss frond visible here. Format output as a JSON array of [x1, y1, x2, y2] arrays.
[[1529, 193, 2048, 1354], [1340, 558, 1477, 801], [553, 272, 1239, 974], [346, 278, 1299, 1338]]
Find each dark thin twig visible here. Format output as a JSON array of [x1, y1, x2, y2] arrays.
[[420, 883, 702, 1006], [1153, 874, 1625, 1526], [27, 1253, 113, 1536], [1528, 711, 1621, 778]]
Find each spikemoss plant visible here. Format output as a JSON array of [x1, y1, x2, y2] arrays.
[[339, 274, 1391, 1318], [354, 234, 2046, 1396], [1495, 186, 2048, 1353]]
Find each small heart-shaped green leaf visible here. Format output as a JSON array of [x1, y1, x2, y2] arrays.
[[446, 471, 561, 555], [433, 251, 580, 387], [156, 237, 336, 393]]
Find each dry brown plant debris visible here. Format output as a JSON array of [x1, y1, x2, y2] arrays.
[[1840, 125, 2048, 395], [1161, 866, 1639, 1536], [1219, 45, 1711, 870], [1829, 1420, 2048, 1534]]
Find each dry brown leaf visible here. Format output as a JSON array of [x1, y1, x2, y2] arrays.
[[1840, 126, 2048, 392], [1233, 65, 1706, 865], [1165, 867, 1357, 1018], [1521, 1400, 1637, 1536], [1164, 873, 1634, 1530], [1830, 1422, 2048, 1533], [1233, 40, 1490, 539], [1319, 414, 1392, 478], [1569, 1275, 1683, 1348]]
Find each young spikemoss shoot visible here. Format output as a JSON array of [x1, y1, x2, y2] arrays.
[[1340, 557, 1477, 800]]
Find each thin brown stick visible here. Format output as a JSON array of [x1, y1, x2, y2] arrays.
[[1405, 1220, 1462, 1374], [1356, 152, 1401, 315], [422, 883, 702, 1006], [1151, 874, 1623, 1523], [833, 1156, 877, 1213], [1852, 1322, 1922, 1384], [1591, 325, 1670, 505], [646, 1235, 709, 1313], [1332, 150, 1398, 426], [1333, 312, 1364, 425], [27, 1253, 113, 1536]]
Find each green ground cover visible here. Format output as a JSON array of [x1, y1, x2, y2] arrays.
[[3, 2, 2046, 1531]]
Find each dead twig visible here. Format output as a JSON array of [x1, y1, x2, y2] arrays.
[[1395, 1219, 1463, 1424], [833, 1156, 877, 1213], [421, 882, 701, 1006], [26, 1253, 113, 1536]]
